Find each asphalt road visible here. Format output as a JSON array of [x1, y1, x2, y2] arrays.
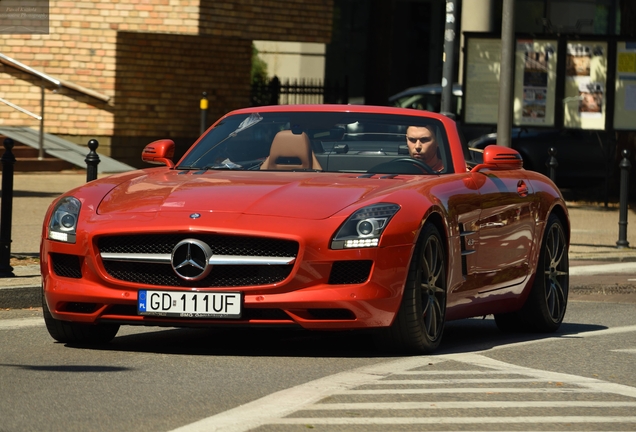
[[1, 292, 635, 432]]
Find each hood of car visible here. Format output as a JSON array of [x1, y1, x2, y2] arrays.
[[96, 170, 414, 220]]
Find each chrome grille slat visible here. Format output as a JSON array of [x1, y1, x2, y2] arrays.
[[100, 252, 295, 265]]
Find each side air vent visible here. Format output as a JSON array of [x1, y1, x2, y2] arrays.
[[51, 253, 82, 278], [328, 260, 372, 284]]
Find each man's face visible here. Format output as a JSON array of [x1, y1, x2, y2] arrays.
[[406, 126, 437, 162]]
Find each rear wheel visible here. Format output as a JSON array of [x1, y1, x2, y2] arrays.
[[495, 214, 569, 332], [376, 223, 447, 353], [42, 292, 119, 344]]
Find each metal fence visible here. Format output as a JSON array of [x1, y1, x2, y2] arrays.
[[251, 76, 348, 106]]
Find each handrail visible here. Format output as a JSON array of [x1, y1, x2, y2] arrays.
[[0, 97, 42, 120], [0, 53, 112, 160], [0, 53, 60, 86], [0, 53, 111, 102]]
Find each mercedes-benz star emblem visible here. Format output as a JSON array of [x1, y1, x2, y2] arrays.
[[171, 239, 213, 281]]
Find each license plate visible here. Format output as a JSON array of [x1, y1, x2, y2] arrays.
[[138, 290, 242, 319]]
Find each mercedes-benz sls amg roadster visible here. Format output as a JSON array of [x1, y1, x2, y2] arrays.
[[41, 105, 569, 353]]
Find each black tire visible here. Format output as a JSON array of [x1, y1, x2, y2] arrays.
[[42, 292, 120, 344], [376, 223, 447, 353], [495, 214, 569, 333]]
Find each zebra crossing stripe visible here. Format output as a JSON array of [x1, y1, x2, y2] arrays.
[[273, 416, 636, 425]]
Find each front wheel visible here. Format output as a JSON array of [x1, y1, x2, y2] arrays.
[[375, 223, 447, 353], [42, 292, 119, 344]]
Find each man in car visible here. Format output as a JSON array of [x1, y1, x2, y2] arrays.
[[406, 125, 443, 172]]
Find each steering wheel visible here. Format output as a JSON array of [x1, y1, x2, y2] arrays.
[[368, 157, 436, 175]]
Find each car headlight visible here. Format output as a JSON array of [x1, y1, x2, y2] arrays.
[[48, 197, 81, 243], [331, 203, 400, 249]]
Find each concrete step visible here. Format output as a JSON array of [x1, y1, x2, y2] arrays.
[[0, 127, 134, 174], [0, 137, 76, 172], [8, 158, 75, 172]]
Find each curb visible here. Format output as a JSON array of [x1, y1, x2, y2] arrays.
[[3, 259, 636, 310], [0, 285, 41, 309], [0, 264, 41, 309]]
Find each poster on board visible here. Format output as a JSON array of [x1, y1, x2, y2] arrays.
[[563, 41, 607, 129], [464, 38, 501, 124], [514, 39, 557, 126], [614, 41, 636, 130]]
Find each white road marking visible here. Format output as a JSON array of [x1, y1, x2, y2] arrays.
[[570, 262, 636, 276], [0, 317, 43, 330], [453, 352, 636, 398], [273, 416, 636, 425], [612, 348, 636, 354], [369, 378, 564, 384], [169, 356, 444, 432], [484, 324, 636, 351], [302, 401, 636, 410], [170, 325, 636, 432], [339, 387, 601, 395]]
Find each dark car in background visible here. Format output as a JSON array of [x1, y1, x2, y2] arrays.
[[389, 83, 613, 189], [469, 129, 613, 189], [389, 82, 463, 116]]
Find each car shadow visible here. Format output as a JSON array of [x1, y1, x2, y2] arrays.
[[438, 317, 607, 355], [63, 318, 607, 358], [66, 326, 388, 358]]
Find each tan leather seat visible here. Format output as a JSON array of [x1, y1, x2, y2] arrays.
[[261, 130, 322, 170]]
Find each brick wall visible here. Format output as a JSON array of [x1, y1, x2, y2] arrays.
[[0, 0, 333, 167], [199, 0, 333, 42], [111, 31, 252, 164]]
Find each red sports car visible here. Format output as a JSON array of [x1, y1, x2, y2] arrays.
[[41, 105, 569, 353]]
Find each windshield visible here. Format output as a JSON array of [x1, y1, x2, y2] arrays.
[[178, 112, 453, 175]]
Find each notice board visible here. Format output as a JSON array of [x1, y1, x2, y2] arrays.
[[464, 36, 557, 127], [514, 39, 558, 127], [614, 41, 636, 130], [463, 33, 636, 131], [563, 41, 608, 130]]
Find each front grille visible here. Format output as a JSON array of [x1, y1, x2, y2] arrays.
[[99, 234, 298, 257], [51, 253, 82, 278], [102, 261, 293, 287], [328, 260, 373, 284], [98, 234, 298, 287]]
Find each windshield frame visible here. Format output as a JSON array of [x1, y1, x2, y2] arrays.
[[177, 110, 457, 175]]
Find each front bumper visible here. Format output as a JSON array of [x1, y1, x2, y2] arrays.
[[42, 240, 413, 330]]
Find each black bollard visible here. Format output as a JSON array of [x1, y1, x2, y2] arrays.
[[200, 91, 208, 136], [0, 138, 16, 277], [85, 139, 100, 182], [616, 149, 631, 248], [546, 147, 558, 183]]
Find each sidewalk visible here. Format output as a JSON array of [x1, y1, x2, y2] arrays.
[[1, 172, 636, 308]]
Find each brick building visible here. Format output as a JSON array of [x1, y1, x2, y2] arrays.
[[0, 0, 333, 166]]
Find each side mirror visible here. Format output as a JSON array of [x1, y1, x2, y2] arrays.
[[470, 145, 523, 172], [142, 139, 175, 168]]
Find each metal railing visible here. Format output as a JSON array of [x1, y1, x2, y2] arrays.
[[0, 53, 110, 159], [251, 76, 349, 106]]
